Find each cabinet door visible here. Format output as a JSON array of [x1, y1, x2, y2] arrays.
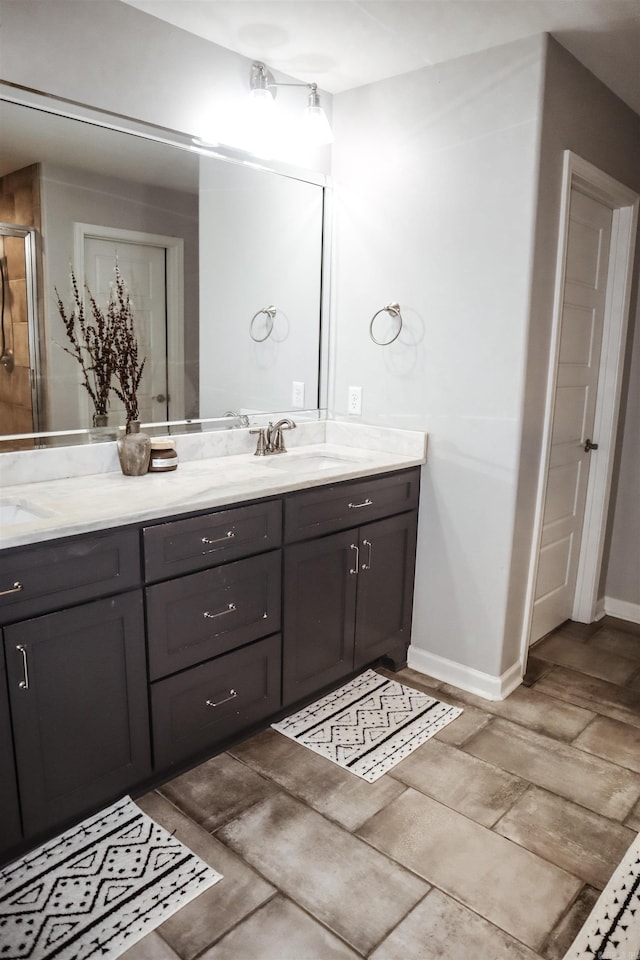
[[354, 512, 418, 669], [283, 529, 357, 705], [0, 643, 22, 859], [4, 593, 151, 839]]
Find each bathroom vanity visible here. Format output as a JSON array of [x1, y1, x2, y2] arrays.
[[0, 424, 425, 864]]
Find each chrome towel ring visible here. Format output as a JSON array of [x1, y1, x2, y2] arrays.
[[250, 305, 277, 342], [369, 302, 403, 345]]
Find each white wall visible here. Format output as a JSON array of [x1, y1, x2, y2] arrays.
[[199, 158, 323, 417], [331, 36, 546, 685]]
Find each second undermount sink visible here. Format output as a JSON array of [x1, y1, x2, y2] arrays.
[[258, 452, 364, 472], [0, 501, 48, 526]]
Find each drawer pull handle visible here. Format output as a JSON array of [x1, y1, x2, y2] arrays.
[[206, 689, 238, 708], [202, 531, 236, 546], [362, 539, 373, 570], [204, 602, 236, 620], [0, 580, 23, 597], [349, 543, 359, 575], [348, 498, 373, 510], [16, 644, 29, 690]]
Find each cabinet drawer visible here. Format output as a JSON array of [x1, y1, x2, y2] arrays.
[[143, 500, 282, 582], [146, 550, 281, 680], [151, 633, 281, 769], [284, 468, 420, 543], [0, 529, 141, 625]]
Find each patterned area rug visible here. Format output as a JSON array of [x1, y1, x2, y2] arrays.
[[0, 796, 222, 960], [273, 669, 463, 782], [564, 832, 640, 959]]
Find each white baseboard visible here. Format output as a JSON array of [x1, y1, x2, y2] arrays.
[[594, 597, 606, 621], [407, 645, 522, 701], [604, 596, 640, 625]]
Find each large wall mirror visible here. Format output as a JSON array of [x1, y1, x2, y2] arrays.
[[0, 83, 327, 451]]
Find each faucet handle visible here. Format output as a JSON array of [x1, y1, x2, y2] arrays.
[[249, 427, 268, 456]]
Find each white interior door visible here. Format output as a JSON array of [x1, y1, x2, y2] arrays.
[[84, 237, 168, 424], [530, 188, 613, 643]]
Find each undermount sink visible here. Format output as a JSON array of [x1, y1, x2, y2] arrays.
[[0, 502, 48, 526], [257, 453, 364, 472]]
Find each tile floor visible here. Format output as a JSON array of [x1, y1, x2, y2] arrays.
[[123, 616, 640, 960]]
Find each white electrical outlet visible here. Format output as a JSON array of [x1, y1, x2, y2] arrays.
[[348, 385, 362, 416], [292, 381, 305, 408]]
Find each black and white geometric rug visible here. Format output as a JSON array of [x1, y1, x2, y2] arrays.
[[272, 669, 463, 782], [563, 832, 640, 959], [0, 796, 222, 960]]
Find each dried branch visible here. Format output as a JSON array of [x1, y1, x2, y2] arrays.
[[110, 264, 147, 428], [55, 269, 117, 417]]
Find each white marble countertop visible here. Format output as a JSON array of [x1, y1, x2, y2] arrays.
[[0, 422, 427, 550]]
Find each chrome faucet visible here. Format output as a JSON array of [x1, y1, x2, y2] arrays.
[[270, 418, 296, 453], [250, 418, 296, 456]]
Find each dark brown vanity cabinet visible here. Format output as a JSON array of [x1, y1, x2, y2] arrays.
[[0, 529, 150, 852], [282, 469, 420, 704], [0, 651, 21, 855], [143, 500, 283, 770], [4, 593, 150, 839]]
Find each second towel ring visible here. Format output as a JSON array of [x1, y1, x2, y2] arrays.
[[250, 305, 277, 342], [369, 302, 403, 345]]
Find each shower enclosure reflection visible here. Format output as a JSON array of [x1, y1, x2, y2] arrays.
[[0, 222, 40, 443]]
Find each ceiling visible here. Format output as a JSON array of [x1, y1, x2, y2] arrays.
[[121, 0, 640, 116]]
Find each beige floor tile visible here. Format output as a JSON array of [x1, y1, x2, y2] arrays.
[[534, 666, 640, 728], [532, 634, 638, 684], [200, 894, 361, 960], [437, 681, 594, 741], [540, 886, 600, 960], [628, 671, 640, 692], [601, 616, 640, 636], [382, 665, 443, 693], [587, 627, 640, 662], [357, 788, 581, 951], [463, 717, 640, 820], [158, 753, 277, 832], [389, 737, 528, 827], [216, 791, 429, 955], [370, 888, 542, 960], [625, 795, 640, 831], [120, 932, 181, 960], [522, 656, 555, 687], [495, 785, 636, 888], [135, 793, 275, 960], [230, 727, 406, 831], [573, 715, 640, 772]]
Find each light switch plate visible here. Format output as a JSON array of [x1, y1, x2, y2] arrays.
[[292, 381, 305, 408]]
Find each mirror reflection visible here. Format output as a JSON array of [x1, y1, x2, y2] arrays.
[[0, 91, 325, 450]]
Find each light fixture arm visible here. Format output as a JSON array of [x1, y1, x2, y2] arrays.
[[249, 63, 333, 145], [251, 62, 320, 96]]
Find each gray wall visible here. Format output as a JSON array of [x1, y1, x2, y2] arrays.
[[505, 36, 640, 651]]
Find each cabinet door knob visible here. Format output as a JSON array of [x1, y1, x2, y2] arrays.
[[16, 644, 29, 690], [362, 539, 373, 571]]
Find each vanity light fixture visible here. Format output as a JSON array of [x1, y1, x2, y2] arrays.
[[249, 61, 334, 145]]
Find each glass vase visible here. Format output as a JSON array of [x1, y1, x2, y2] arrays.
[[117, 420, 151, 476]]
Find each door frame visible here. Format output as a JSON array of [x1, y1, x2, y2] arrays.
[[74, 223, 185, 422], [522, 151, 638, 658]]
